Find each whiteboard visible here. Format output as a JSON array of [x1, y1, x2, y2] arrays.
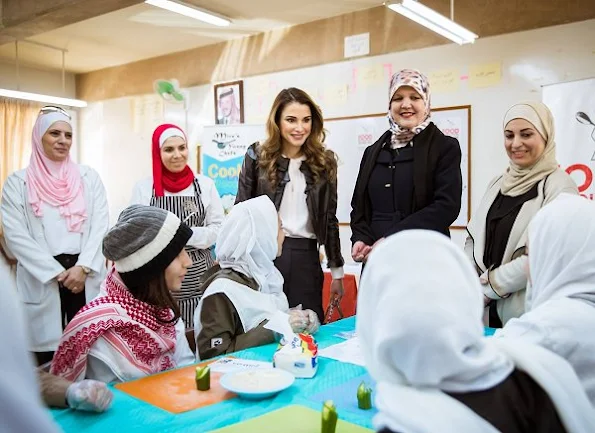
[[324, 106, 470, 228], [200, 106, 470, 227]]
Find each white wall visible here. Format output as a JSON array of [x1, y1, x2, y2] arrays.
[[80, 19, 595, 264]]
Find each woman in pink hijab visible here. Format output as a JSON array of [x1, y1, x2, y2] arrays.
[[1, 106, 109, 366]]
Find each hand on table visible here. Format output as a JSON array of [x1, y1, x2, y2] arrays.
[[304, 309, 320, 334], [57, 266, 87, 294], [66, 380, 113, 412], [288, 309, 308, 333]]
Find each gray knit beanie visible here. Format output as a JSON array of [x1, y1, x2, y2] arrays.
[[103, 204, 192, 288]]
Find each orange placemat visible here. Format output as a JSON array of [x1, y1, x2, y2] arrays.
[[115, 362, 236, 413]]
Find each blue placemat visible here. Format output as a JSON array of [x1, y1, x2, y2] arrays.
[[309, 372, 377, 416]]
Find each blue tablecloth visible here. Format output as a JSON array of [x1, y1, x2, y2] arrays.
[[50, 318, 497, 432]]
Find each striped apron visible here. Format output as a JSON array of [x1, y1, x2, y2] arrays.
[[150, 178, 215, 329]]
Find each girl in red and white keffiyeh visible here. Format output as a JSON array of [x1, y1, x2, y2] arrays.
[[51, 205, 196, 382]]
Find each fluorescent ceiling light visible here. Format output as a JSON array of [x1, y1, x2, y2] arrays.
[[386, 0, 478, 45], [145, 0, 231, 27], [0, 88, 87, 108]]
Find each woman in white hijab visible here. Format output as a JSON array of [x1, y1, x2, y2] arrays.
[[193, 196, 319, 360], [465, 102, 577, 328], [357, 230, 594, 433], [497, 193, 595, 407]]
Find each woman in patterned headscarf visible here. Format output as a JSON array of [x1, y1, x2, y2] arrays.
[[350, 69, 463, 264]]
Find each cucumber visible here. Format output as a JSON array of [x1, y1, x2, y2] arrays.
[[195, 365, 210, 391], [357, 381, 372, 410], [321, 400, 338, 433]]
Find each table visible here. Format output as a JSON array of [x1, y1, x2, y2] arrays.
[[50, 318, 372, 433], [50, 318, 496, 432]]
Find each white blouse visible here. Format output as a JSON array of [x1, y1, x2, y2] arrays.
[[130, 174, 224, 250], [40, 203, 82, 256], [279, 157, 343, 280], [279, 157, 316, 240]]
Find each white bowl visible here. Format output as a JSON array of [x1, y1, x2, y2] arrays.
[[219, 368, 295, 400]]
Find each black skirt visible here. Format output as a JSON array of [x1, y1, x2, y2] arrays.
[[273, 237, 324, 321]]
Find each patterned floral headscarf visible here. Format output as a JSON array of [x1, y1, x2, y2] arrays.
[[387, 69, 432, 149]]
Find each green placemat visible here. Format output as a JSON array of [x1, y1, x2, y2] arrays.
[[210, 404, 373, 432]]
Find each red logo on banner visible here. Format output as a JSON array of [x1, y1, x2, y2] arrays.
[[566, 164, 593, 192]]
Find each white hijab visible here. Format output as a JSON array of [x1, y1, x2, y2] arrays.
[[357, 230, 513, 432], [526, 193, 595, 311], [215, 195, 284, 294]]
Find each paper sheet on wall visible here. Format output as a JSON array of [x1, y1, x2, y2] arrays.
[[429, 68, 460, 93], [324, 84, 349, 106], [318, 337, 365, 366], [357, 63, 384, 88], [468, 62, 502, 88]]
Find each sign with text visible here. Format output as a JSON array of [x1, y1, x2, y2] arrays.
[[344, 33, 370, 58], [201, 124, 265, 212], [543, 78, 595, 200]]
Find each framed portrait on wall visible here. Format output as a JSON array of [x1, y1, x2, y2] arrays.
[[214, 80, 244, 125]]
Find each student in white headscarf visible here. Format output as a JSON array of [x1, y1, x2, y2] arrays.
[[497, 194, 595, 407], [193, 196, 319, 360], [1, 258, 61, 433], [357, 230, 595, 433]]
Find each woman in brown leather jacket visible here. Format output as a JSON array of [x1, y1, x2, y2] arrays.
[[235, 87, 344, 321]]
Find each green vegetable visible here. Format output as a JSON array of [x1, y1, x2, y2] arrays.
[[357, 381, 373, 410], [195, 365, 210, 391], [321, 400, 338, 433]]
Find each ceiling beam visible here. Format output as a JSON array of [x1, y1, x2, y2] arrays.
[[0, 0, 144, 45]]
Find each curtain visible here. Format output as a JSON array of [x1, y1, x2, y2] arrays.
[[0, 97, 41, 188], [0, 97, 40, 260]]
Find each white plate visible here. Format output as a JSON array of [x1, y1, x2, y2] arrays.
[[219, 368, 295, 400]]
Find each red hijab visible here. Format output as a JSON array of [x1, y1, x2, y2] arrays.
[[152, 124, 194, 197]]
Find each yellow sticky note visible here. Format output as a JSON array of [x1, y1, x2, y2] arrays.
[[429, 69, 460, 93], [324, 84, 349, 106], [469, 62, 502, 88], [357, 64, 384, 88]]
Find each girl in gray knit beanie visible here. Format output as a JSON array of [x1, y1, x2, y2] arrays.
[[51, 205, 196, 383]]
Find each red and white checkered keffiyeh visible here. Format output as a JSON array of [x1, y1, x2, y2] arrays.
[[50, 268, 177, 381]]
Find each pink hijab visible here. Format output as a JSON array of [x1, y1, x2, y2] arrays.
[[26, 111, 87, 233]]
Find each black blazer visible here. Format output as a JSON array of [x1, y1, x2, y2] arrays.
[[350, 122, 462, 244], [235, 143, 344, 269]]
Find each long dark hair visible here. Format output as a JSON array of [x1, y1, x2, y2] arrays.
[[127, 273, 181, 324], [258, 87, 337, 187]]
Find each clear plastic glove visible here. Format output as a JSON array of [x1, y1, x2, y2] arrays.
[[304, 309, 320, 334], [288, 309, 308, 333], [66, 380, 113, 412]]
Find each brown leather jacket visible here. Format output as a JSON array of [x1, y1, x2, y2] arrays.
[[235, 143, 344, 269]]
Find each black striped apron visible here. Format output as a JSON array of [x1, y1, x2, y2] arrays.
[[150, 178, 215, 329]]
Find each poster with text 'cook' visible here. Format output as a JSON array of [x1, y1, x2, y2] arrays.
[[201, 124, 265, 213]]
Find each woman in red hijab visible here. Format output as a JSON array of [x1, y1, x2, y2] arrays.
[[131, 124, 224, 331]]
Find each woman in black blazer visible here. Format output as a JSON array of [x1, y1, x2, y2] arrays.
[[350, 69, 462, 263]]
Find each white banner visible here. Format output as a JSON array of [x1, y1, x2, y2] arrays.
[[543, 78, 595, 200]]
